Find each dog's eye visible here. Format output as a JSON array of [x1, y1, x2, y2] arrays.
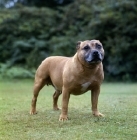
[[83, 45, 90, 50], [96, 43, 102, 49]]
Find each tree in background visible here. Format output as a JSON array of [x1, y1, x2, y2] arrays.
[[0, 0, 137, 81]]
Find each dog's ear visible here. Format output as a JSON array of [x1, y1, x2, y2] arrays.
[[76, 41, 81, 50]]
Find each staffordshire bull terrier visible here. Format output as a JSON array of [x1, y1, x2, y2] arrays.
[[30, 40, 105, 121]]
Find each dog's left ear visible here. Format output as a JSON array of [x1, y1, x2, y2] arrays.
[[76, 41, 81, 50]]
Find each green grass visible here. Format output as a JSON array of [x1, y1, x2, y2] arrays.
[[0, 80, 137, 140]]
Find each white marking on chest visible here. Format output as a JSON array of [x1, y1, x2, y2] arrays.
[[81, 82, 91, 92]]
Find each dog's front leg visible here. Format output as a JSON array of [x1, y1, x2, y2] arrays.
[[91, 86, 104, 117], [59, 87, 70, 121]]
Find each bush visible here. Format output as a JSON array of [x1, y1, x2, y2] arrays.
[[0, 63, 34, 79]]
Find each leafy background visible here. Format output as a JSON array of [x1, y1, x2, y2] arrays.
[[0, 0, 137, 81]]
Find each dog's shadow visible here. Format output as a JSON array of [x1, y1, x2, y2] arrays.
[[68, 108, 104, 121], [27, 107, 107, 126]]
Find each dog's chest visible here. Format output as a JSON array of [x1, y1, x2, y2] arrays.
[[81, 82, 91, 92]]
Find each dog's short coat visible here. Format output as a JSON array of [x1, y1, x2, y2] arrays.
[[30, 40, 105, 121]]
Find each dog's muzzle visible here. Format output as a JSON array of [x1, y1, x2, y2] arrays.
[[85, 50, 103, 64]]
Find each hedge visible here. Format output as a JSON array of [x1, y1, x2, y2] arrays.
[[0, 0, 137, 81]]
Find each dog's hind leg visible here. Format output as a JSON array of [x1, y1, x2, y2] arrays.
[[30, 77, 46, 115], [53, 90, 61, 110]]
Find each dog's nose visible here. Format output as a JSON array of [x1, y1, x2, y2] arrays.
[[93, 51, 99, 56]]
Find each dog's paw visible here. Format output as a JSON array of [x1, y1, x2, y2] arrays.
[[92, 111, 104, 117], [30, 109, 37, 115], [59, 114, 68, 121], [53, 107, 61, 111]]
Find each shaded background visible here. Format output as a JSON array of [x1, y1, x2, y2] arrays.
[[0, 0, 137, 81]]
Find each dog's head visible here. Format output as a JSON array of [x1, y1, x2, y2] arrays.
[[76, 40, 104, 65]]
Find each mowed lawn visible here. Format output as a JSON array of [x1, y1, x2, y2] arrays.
[[0, 80, 137, 140]]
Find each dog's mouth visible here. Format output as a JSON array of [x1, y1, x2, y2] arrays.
[[89, 58, 102, 64], [85, 51, 103, 64]]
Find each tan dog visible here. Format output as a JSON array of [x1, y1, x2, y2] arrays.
[[30, 40, 105, 121]]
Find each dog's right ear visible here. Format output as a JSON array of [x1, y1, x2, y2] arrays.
[[76, 41, 81, 50]]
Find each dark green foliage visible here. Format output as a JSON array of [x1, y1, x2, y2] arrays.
[[0, 0, 137, 81]]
